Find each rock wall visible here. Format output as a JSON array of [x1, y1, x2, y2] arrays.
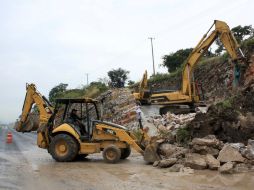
[[97, 88, 137, 126], [187, 54, 254, 144]]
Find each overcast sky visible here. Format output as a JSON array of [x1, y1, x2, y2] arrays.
[[0, 0, 253, 123]]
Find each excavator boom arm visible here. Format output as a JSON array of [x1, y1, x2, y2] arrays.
[[16, 84, 53, 132], [139, 70, 148, 98], [182, 20, 244, 96]]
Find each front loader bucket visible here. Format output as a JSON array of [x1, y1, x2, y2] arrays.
[[143, 142, 161, 164]]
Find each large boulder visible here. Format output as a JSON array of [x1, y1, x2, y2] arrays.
[[205, 154, 220, 170], [168, 164, 184, 172], [219, 162, 235, 174], [158, 143, 188, 159], [233, 163, 250, 173], [158, 143, 177, 158], [157, 158, 177, 168], [241, 139, 254, 160], [190, 135, 223, 149], [184, 153, 207, 170], [217, 144, 245, 163], [192, 144, 219, 156]]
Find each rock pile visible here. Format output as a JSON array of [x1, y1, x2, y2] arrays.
[[190, 135, 223, 156], [145, 112, 196, 137], [153, 135, 254, 174]]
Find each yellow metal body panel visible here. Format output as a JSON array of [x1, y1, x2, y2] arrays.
[[37, 132, 47, 148], [132, 92, 140, 100], [79, 143, 100, 154], [52, 123, 81, 142], [93, 123, 144, 154], [99, 141, 127, 149], [79, 141, 127, 154], [133, 70, 150, 103]]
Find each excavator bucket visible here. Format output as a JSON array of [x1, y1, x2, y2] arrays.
[[143, 137, 162, 163], [15, 114, 39, 132]]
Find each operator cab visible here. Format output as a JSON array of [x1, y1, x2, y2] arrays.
[[54, 98, 100, 141]]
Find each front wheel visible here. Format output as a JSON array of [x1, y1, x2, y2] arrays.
[[120, 147, 131, 159], [49, 134, 78, 162], [103, 145, 121, 163]]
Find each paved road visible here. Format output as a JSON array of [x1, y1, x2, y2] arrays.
[[1, 126, 254, 190]]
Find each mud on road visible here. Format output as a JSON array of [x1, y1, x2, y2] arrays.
[[0, 126, 254, 190]]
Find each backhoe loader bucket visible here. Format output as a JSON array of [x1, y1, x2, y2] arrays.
[[143, 137, 162, 163]]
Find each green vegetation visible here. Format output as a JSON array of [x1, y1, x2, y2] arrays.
[[108, 68, 129, 88], [242, 37, 254, 53], [127, 80, 135, 86], [216, 25, 254, 55], [162, 48, 193, 73], [49, 83, 68, 103], [221, 99, 232, 109], [84, 82, 108, 98], [197, 56, 227, 68], [48, 82, 108, 104], [149, 73, 172, 83], [232, 25, 254, 43], [216, 97, 234, 109], [176, 127, 191, 145], [158, 128, 174, 142]]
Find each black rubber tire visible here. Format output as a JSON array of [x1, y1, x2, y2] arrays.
[[49, 134, 79, 162], [120, 147, 131, 159], [75, 154, 88, 161], [102, 145, 121, 163]]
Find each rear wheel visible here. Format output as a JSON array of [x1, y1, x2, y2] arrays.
[[103, 145, 121, 163], [49, 134, 78, 162], [120, 147, 131, 159]]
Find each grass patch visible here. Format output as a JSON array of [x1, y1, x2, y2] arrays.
[[176, 127, 191, 145], [216, 96, 234, 109]]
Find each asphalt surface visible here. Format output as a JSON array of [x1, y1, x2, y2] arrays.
[[1, 126, 254, 190]]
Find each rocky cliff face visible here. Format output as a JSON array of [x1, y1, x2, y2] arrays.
[[187, 54, 254, 144]]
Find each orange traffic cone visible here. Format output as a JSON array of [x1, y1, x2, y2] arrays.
[[6, 132, 13, 144]]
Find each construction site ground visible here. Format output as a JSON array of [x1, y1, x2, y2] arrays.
[[1, 125, 254, 190]]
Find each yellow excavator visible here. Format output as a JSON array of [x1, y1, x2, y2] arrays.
[[132, 70, 151, 105], [150, 20, 245, 114], [16, 83, 160, 163]]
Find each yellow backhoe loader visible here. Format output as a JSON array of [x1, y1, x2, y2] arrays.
[[150, 20, 245, 114], [16, 84, 160, 163], [132, 70, 151, 105]]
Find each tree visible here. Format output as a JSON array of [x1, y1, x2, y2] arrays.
[[215, 25, 254, 55], [89, 81, 108, 91], [231, 25, 253, 42], [48, 83, 68, 103], [162, 48, 193, 73], [127, 80, 135, 86], [107, 68, 129, 88], [98, 77, 110, 86]]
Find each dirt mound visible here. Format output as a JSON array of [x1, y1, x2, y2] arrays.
[[187, 105, 254, 143], [187, 60, 254, 144]]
